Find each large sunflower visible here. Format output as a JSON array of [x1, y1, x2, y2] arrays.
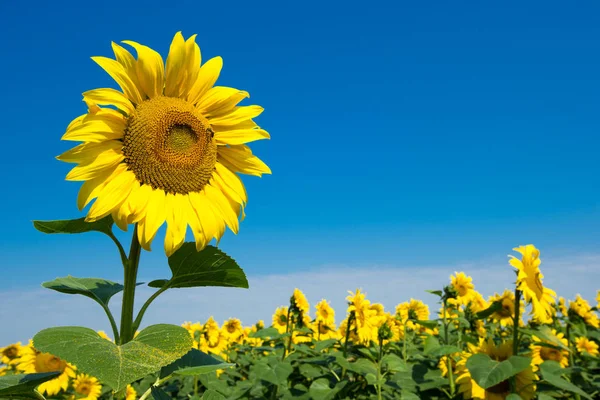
[[16, 341, 76, 396], [59, 32, 271, 255]]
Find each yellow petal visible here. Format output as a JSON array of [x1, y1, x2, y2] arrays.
[[218, 145, 271, 177], [138, 188, 167, 251], [57, 140, 122, 163], [213, 162, 247, 204], [187, 56, 222, 105], [87, 169, 137, 221], [208, 105, 264, 127], [128, 183, 152, 223], [184, 194, 207, 251], [112, 42, 143, 96], [204, 183, 239, 234], [62, 108, 126, 142], [164, 32, 186, 97], [197, 86, 249, 117], [182, 35, 201, 97], [164, 193, 187, 256], [122, 40, 165, 99], [82, 88, 134, 115], [215, 128, 270, 145], [66, 150, 124, 181], [91, 56, 143, 105], [77, 165, 122, 210], [189, 191, 224, 243]]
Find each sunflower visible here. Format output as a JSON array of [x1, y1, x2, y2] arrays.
[[0, 342, 22, 365], [73, 374, 102, 400], [346, 289, 384, 345], [181, 321, 203, 348], [575, 337, 599, 356], [315, 299, 335, 326], [458, 339, 536, 400], [396, 298, 430, 330], [508, 245, 556, 324], [0, 367, 7, 376], [272, 306, 289, 334], [569, 295, 600, 328], [58, 32, 271, 255], [596, 290, 600, 309], [312, 320, 339, 341], [17, 341, 76, 396], [291, 289, 310, 316], [557, 297, 568, 316], [126, 384, 137, 400], [530, 329, 569, 370], [222, 318, 244, 343], [488, 290, 523, 327], [449, 272, 476, 305]]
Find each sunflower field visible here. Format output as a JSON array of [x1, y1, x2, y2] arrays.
[[2, 245, 599, 400]]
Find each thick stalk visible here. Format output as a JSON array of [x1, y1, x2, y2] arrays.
[[511, 288, 521, 394], [120, 225, 142, 344], [281, 308, 292, 360], [566, 323, 581, 400], [442, 300, 455, 396], [377, 336, 384, 400]]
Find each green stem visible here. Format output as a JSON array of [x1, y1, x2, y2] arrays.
[[566, 323, 581, 400], [402, 321, 408, 361], [119, 225, 142, 344], [282, 308, 292, 361], [132, 285, 169, 332], [442, 300, 455, 396], [511, 288, 521, 394], [106, 231, 129, 268], [376, 336, 384, 400], [138, 374, 173, 400], [101, 303, 120, 344]]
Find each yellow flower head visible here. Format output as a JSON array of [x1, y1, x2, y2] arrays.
[[575, 337, 599, 356], [96, 331, 113, 342], [488, 290, 523, 327], [16, 341, 76, 396], [396, 299, 430, 330], [181, 321, 203, 347], [222, 318, 244, 342], [0, 342, 22, 365], [291, 288, 310, 315], [596, 290, 600, 309], [315, 299, 335, 326], [530, 329, 569, 371], [557, 297, 568, 316], [346, 289, 382, 345], [569, 295, 600, 328], [449, 272, 475, 305], [508, 245, 556, 324], [125, 385, 137, 400], [58, 32, 271, 256], [73, 374, 102, 400], [458, 339, 536, 400], [272, 306, 289, 334]]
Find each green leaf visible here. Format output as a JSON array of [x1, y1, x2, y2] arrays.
[[505, 395, 522, 400], [202, 390, 225, 400], [466, 354, 531, 390], [150, 387, 171, 400], [42, 276, 124, 307], [520, 326, 570, 351], [248, 328, 281, 339], [33, 216, 114, 236], [251, 360, 293, 386], [540, 360, 593, 399], [381, 354, 408, 373], [414, 319, 438, 329], [32, 324, 192, 392], [427, 345, 462, 358], [475, 301, 503, 319], [426, 290, 443, 297], [149, 244, 248, 289], [423, 335, 441, 354], [0, 372, 61, 400], [308, 378, 341, 400], [160, 349, 234, 378]]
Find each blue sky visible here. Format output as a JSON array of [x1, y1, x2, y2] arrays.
[[0, 0, 598, 305]]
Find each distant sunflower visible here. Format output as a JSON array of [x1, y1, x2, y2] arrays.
[[272, 307, 289, 334], [315, 299, 335, 326], [291, 289, 310, 316], [222, 318, 244, 342], [396, 298, 430, 330], [530, 329, 569, 370], [575, 337, 599, 356], [569, 295, 599, 328], [346, 289, 382, 344], [17, 341, 76, 396], [449, 272, 476, 305], [0, 342, 22, 365], [73, 374, 102, 400], [125, 385, 137, 400], [59, 32, 271, 255], [509, 245, 556, 324], [488, 290, 523, 327]]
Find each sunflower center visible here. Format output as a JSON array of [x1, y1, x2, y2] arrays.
[[487, 379, 510, 394], [3, 346, 18, 359], [540, 347, 562, 362], [35, 353, 65, 373], [123, 96, 217, 195], [77, 383, 92, 395]]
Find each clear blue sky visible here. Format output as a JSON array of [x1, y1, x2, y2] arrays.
[[0, 1, 598, 289]]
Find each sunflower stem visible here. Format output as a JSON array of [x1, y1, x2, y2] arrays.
[[132, 285, 168, 333], [511, 288, 521, 394], [442, 299, 456, 396], [566, 322, 581, 400], [120, 224, 142, 344], [101, 303, 120, 344]]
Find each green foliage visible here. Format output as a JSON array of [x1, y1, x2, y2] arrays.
[[0, 373, 61, 400], [540, 361, 594, 399], [41, 276, 124, 307], [33, 216, 114, 236], [148, 244, 248, 290], [160, 349, 234, 378], [466, 354, 531, 390], [32, 325, 192, 392]]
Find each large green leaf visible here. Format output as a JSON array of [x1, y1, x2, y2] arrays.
[[466, 354, 531, 390], [309, 379, 346, 400], [159, 349, 234, 378], [202, 390, 226, 400], [42, 276, 124, 307], [0, 372, 61, 400], [33, 324, 192, 392], [148, 244, 248, 289], [250, 358, 293, 386], [33, 216, 113, 236], [150, 387, 171, 400], [520, 326, 570, 351], [540, 361, 593, 399]]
